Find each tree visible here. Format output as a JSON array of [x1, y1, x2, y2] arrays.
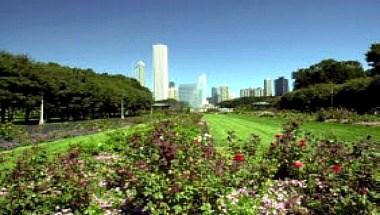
[[365, 43, 380, 76], [292, 59, 365, 89], [0, 51, 153, 123]]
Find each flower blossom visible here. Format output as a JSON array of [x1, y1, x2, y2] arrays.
[[233, 153, 245, 162], [330, 163, 342, 174], [293, 160, 304, 169], [298, 139, 306, 149]]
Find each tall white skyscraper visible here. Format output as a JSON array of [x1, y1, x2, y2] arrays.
[[135, 61, 145, 86], [153, 44, 169, 101], [197, 74, 207, 107], [264, 79, 272, 96]]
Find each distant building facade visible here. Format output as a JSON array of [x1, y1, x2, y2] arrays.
[[168, 81, 178, 100], [211, 87, 219, 104], [135, 61, 146, 87], [274, 77, 289, 96], [219, 86, 230, 102], [240, 88, 253, 97], [153, 44, 169, 101], [178, 84, 198, 108], [240, 87, 264, 97], [264, 79, 272, 96], [253, 87, 263, 97]]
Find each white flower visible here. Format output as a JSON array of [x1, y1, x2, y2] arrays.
[[98, 180, 107, 187]]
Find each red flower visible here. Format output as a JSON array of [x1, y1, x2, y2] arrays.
[[330, 164, 342, 174], [233, 153, 245, 162], [293, 160, 304, 169], [298, 139, 306, 149]]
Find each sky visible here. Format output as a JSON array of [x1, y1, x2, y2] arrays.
[[0, 0, 379, 97]]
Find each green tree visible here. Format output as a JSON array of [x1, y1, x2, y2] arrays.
[[365, 43, 380, 76], [292, 59, 365, 89]]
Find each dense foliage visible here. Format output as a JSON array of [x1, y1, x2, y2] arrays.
[[0, 114, 377, 214], [366, 43, 380, 76], [279, 76, 380, 113], [0, 51, 152, 123], [219, 96, 279, 110], [292, 59, 365, 90], [280, 43, 380, 113]]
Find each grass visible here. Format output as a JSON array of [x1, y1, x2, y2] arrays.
[[204, 113, 380, 154], [0, 124, 149, 170]]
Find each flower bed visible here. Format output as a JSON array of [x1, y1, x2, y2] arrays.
[[0, 114, 377, 214]]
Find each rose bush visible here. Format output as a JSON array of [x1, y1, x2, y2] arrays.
[[0, 114, 377, 214]]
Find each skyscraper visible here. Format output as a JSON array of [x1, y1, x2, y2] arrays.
[[219, 86, 230, 102], [135, 61, 145, 86], [168, 81, 178, 100], [153, 44, 169, 101], [274, 77, 289, 96], [253, 87, 263, 97], [264, 79, 272, 96], [178, 84, 198, 108], [240, 88, 256, 97], [197, 74, 207, 107], [211, 87, 219, 104]]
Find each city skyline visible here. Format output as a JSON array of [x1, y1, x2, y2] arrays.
[[1, 1, 379, 96]]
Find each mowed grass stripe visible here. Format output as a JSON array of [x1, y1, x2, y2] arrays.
[[204, 114, 282, 151], [204, 114, 380, 155]]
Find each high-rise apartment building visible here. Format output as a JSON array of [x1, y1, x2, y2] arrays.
[[219, 86, 230, 102], [240, 88, 253, 97], [211, 87, 219, 104], [134, 61, 145, 87], [153, 44, 169, 101], [274, 77, 289, 96], [253, 87, 263, 97], [264, 79, 272, 97]]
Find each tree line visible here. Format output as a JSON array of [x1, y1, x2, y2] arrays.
[[0, 51, 152, 123], [279, 43, 380, 113]]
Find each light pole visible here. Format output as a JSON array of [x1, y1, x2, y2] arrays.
[[39, 95, 44, 125], [121, 99, 124, 119]]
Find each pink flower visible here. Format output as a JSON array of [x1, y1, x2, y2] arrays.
[[293, 160, 304, 169]]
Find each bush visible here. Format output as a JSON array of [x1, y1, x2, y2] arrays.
[[0, 114, 377, 214]]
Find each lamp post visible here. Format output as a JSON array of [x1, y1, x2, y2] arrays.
[[121, 99, 124, 119], [39, 95, 44, 125]]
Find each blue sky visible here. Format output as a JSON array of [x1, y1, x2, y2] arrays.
[[0, 0, 379, 96]]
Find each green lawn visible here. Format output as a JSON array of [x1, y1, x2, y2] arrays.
[[0, 124, 149, 170], [204, 113, 380, 153]]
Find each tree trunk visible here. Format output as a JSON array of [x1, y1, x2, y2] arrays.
[[24, 108, 30, 123]]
